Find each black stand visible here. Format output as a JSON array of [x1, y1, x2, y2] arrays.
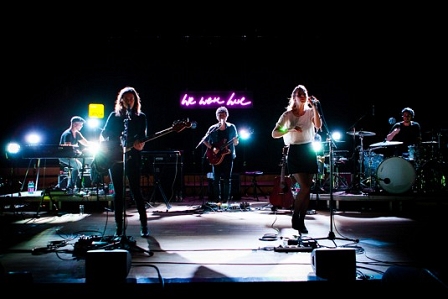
[[35, 188, 61, 217], [313, 136, 359, 245], [198, 150, 211, 208], [149, 171, 172, 211], [195, 130, 217, 211], [345, 129, 369, 194], [244, 171, 267, 201], [106, 143, 153, 256]]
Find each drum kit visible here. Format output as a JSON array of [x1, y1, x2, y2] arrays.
[[346, 130, 447, 194]]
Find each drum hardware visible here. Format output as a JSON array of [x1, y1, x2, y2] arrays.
[[346, 130, 376, 137], [345, 130, 376, 194], [369, 141, 403, 147], [361, 149, 384, 192], [414, 160, 447, 193], [320, 164, 350, 192]]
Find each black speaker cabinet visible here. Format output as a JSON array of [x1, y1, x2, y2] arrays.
[[311, 248, 356, 280], [85, 249, 132, 283]]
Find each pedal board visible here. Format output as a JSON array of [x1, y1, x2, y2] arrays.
[[274, 238, 318, 252]]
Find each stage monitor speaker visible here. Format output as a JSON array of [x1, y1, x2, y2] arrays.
[[311, 248, 356, 281], [85, 249, 131, 283]]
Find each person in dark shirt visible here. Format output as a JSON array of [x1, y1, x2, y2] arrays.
[[386, 107, 422, 157], [98, 86, 149, 238], [202, 106, 239, 204], [59, 116, 92, 193]]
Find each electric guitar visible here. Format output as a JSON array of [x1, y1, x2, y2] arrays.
[[269, 146, 294, 210], [206, 137, 238, 166], [206, 128, 253, 166], [92, 119, 191, 174]]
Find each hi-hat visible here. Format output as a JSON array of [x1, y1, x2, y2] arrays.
[[346, 131, 376, 137], [422, 141, 437, 144], [369, 141, 403, 147]]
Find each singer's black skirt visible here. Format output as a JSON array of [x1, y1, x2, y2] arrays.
[[287, 143, 318, 174]]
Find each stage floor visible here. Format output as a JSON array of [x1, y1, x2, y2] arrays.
[[1, 194, 447, 295]]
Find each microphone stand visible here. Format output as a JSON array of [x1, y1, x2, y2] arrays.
[[312, 135, 359, 245], [106, 117, 152, 256], [308, 102, 359, 245], [196, 128, 215, 211]]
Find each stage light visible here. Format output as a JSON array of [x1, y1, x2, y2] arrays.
[[87, 118, 101, 129], [25, 132, 42, 145], [239, 128, 252, 141], [6, 142, 20, 155], [312, 133, 323, 152], [331, 131, 342, 141]]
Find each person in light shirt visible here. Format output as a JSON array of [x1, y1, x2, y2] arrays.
[[271, 84, 322, 234]]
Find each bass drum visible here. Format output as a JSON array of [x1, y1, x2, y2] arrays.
[[376, 157, 416, 194]]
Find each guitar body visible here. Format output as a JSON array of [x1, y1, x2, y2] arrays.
[[206, 139, 232, 166], [269, 175, 294, 209], [92, 141, 123, 174]]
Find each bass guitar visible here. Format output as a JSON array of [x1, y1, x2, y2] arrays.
[[269, 146, 294, 210], [92, 119, 191, 174]]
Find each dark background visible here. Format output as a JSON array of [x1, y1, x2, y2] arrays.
[[2, 5, 445, 174]]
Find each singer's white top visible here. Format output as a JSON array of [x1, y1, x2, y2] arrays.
[[274, 107, 316, 145]]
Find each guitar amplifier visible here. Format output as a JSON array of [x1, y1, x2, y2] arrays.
[[141, 151, 184, 200], [141, 150, 183, 174]]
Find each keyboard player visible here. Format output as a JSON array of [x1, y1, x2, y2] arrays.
[[59, 116, 93, 193]]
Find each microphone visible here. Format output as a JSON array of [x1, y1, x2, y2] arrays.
[[191, 121, 197, 129], [308, 96, 319, 108]]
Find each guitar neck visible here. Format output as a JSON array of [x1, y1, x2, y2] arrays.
[[220, 137, 238, 150], [125, 127, 174, 152]]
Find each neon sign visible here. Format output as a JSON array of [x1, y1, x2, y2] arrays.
[[180, 91, 253, 109]]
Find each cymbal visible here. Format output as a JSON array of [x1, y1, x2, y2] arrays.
[[346, 131, 376, 137], [369, 141, 403, 147], [422, 141, 437, 144]]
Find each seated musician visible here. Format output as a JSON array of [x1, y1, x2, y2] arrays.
[[59, 116, 93, 193], [385, 107, 422, 158]]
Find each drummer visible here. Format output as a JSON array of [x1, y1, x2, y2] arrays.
[[385, 107, 422, 157]]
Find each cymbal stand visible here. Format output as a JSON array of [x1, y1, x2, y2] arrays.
[[313, 135, 359, 245], [361, 148, 376, 192], [345, 133, 364, 194]]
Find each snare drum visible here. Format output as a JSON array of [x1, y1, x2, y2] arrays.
[[376, 157, 416, 194]]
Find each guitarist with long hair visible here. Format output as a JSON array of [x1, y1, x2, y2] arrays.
[[97, 86, 150, 238], [202, 106, 239, 204], [271, 85, 322, 234]]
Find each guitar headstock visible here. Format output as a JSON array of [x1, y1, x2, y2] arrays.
[[172, 119, 192, 133]]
